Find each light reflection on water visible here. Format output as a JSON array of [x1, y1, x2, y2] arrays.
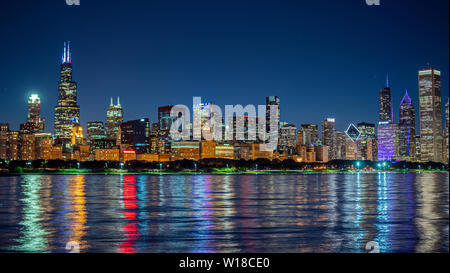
[[0, 173, 448, 253]]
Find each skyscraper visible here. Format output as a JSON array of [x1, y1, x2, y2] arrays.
[[444, 98, 449, 164], [357, 122, 376, 160], [301, 124, 319, 146], [266, 96, 280, 136], [377, 77, 398, 161], [418, 68, 443, 163], [54, 41, 80, 150], [379, 75, 392, 122], [87, 121, 107, 143], [279, 124, 297, 155], [322, 118, 336, 160], [399, 89, 416, 161], [106, 97, 123, 141], [20, 94, 45, 134]]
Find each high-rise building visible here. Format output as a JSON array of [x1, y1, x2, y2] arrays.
[[399, 90, 416, 161], [54, 42, 80, 150], [334, 131, 346, 160], [379, 76, 392, 122], [87, 122, 106, 143], [279, 124, 297, 155], [322, 118, 336, 160], [19, 134, 36, 160], [345, 124, 361, 160], [378, 122, 398, 161], [377, 77, 398, 161], [120, 119, 150, 148], [266, 96, 280, 131], [444, 98, 449, 164], [106, 97, 123, 141], [418, 68, 443, 163], [301, 124, 319, 146], [20, 94, 45, 134], [357, 122, 376, 161]]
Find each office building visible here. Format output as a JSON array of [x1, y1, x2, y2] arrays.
[[54, 41, 80, 150], [399, 90, 416, 161], [106, 97, 123, 141], [418, 68, 443, 162]]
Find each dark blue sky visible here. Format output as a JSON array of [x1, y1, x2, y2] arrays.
[[0, 0, 448, 133]]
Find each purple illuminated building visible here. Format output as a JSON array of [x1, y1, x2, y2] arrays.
[[377, 77, 398, 161]]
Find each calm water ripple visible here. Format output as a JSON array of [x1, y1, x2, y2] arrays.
[[0, 173, 448, 253]]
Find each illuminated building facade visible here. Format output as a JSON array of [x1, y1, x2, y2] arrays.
[[377, 77, 398, 161], [19, 134, 35, 160], [71, 125, 84, 146], [357, 122, 376, 160], [278, 124, 297, 155], [322, 118, 336, 160], [378, 122, 398, 161], [54, 42, 80, 150], [6, 131, 19, 160], [301, 124, 319, 146], [379, 76, 392, 122], [266, 96, 280, 133], [106, 97, 123, 141], [444, 99, 449, 164], [120, 119, 150, 149], [344, 124, 361, 160], [171, 141, 200, 161], [216, 144, 234, 159], [35, 133, 53, 160], [399, 90, 416, 161], [20, 94, 45, 134], [418, 68, 443, 162], [200, 140, 216, 159], [94, 148, 120, 161], [87, 122, 107, 143], [314, 145, 329, 163]]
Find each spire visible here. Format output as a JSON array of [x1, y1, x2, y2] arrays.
[[68, 41, 71, 63], [117, 96, 121, 106], [386, 74, 389, 88], [401, 88, 412, 106], [63, 42, 67, 63], [110, 97, 113, 106]]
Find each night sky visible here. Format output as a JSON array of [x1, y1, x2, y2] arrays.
[[0, 0, 448, 133]]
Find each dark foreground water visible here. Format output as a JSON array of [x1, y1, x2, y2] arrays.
[[0, 173, 448, 253]]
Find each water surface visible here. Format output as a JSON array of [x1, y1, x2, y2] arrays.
[[0, 173, 448, 253]]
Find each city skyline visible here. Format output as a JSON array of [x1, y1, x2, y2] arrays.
[[0, 0, 448, 132], [1, 44, 448, 136]]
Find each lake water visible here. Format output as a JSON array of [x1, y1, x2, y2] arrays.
[[0, 173, 448, 253]]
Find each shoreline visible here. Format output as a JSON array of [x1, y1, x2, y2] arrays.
[[1, 169, 448, 176]]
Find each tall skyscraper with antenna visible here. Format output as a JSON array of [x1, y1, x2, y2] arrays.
[[54, 41, 80, 151], [379, 75, 392, 122], [106, 97, 123, 141], [377, 75, 398, 161]]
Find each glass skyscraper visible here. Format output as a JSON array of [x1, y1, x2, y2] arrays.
[[399, 89, 416, 161], [54, 41, 80, 150]]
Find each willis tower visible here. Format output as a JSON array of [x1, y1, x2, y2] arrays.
[[54, 41, 80, 151]]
